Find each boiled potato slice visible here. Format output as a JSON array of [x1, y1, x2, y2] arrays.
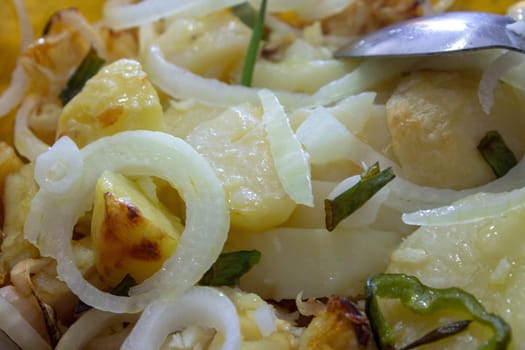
[[57, 59, 165, 147], [384, 197, 525, 349], [186, 104, 296, 232], [91, 172, 183, 286], [387, 70, 525, 189], [225, 227, 402, 300]]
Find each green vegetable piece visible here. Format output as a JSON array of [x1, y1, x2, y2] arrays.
[[110, 274, 138, 297], [400, 320, 472, 350], [200, 250, 261, 286], [240, 0, 267, 87], [324, 162, 395, 231], [59, 47, 105, 105], [365, 273, 511, 350], [232, 2, 257, 28], [478, 130, 517, 178]]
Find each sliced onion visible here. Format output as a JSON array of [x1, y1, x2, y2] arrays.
[[14, 96, 50, 163], [143, 45, 308, 108], [259, 89, 313, 207], [103, 0, 245, 30], [25, 130, 229, 313], [121, 286, 241, 350], [296, 106, 353, 165], [56, 309, 138, 350], [402, 188, 525, 227], [0, 60, 30, 118], [478, 50, 524, 114], [253, 303, 277, 337], [59, 8, 107, 60], [0, 293, 51, 350], [13, 0, 33, 49]]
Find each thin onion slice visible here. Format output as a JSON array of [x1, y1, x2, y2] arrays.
[[259, 89, 313, 207], [59, 8, 107, 60], [13, 0, 33, 49], [402, 188, 525, 227], [0, 294, 51, 350], [478, 50, 524, 114], [25, 130, 229, 313], [56, 309, 138, 350], [121, 286, 241, 350], [14, 96, 49, 163], [0, 60, 30, 118], [103, 0, 245, 30], [142, 45, 307, 108]]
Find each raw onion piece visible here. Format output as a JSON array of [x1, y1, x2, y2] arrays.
[[478, 50, 525, 114], [402, 188, 525, 227], [103, 0, 245, 30], [14, 96, 49, 163], [296, 106, 353, 165], [253, 303, 276, 337], [25, 130, 229, 313], [59, 8, 107, 60], [0, 293, 51, 350], [0, 60, 30, 118], [56, 309, 138, 350], [248, 0, 352, 20], [13, 0, 33, 49], [259, 89, 313, 207], [142, 45, 307, 108], [121, 286, 241, 350]]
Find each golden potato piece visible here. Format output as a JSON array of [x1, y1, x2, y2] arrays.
[[299, 297, 371, 350], [186, 104, 296, 232], [91, 172, 183, 286], [386, 70, 525, 189], [57, 59, 165, 147]]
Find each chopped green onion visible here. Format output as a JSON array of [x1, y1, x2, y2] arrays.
[[365, 273, 511, 350], [199, 250, 261, 286], [324, 162, 395, 231], [75, 274, 137, 313], [400, 320, 472, 350], [59, 47, 105, 105], [478, 130, 517, 178], [232, 2, 258, 28], [240, 0, 267, 87]]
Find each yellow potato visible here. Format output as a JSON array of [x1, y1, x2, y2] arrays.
[[386, 70, 525, 189], [186, 104, 296, 232], [57, 59, 165, 148], [91, 172, 183, 286]]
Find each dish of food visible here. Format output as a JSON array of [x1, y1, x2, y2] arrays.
[[1, 0, 525, 349]]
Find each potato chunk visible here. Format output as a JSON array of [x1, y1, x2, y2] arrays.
[[385, 195, 525, 349], [57, 59, 165, 147], [386, 70, 525, 189], [91, 172, 183, 286], [186, 104, 296, 231]]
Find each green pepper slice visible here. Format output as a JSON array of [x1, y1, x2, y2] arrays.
[[365, 273, 511, 350]]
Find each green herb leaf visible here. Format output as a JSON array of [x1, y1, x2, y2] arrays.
[[232, 2, 258, 28], [240, 0, 267, 87], [59, 47, 105, 105], [399, 320, 472, 350], [365, 273, 511, 350], [200, 250, 261, 286], [325, 162, 395, 231], [478, 130, 517, 178]]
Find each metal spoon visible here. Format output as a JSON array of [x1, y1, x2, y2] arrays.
[[335, 11, 525, 58]]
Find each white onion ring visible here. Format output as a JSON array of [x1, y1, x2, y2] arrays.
[[25, 130, 229, 313], [0, 294, 51, 350], [121, 286, 241, 350], [103, 0, 245, 30], [56, 309, 138, 350]]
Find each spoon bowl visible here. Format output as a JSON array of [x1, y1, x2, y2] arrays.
[[335, 11, 525, 58]]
